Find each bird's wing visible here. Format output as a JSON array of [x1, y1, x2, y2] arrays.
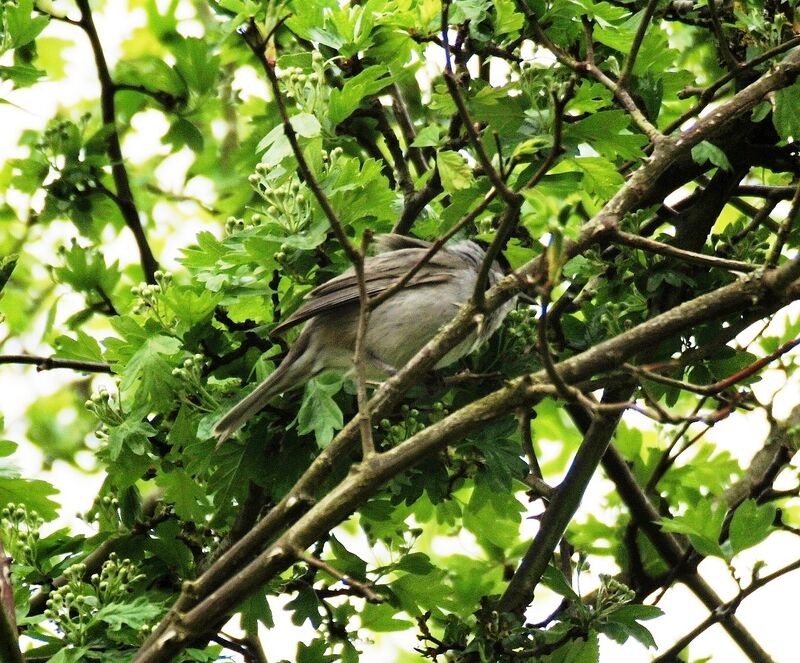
[[372, 233, 433, 253], [271, 246, 465, 336]]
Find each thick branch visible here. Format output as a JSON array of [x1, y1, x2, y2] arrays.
[[499, 388, 628, 613], [0, 540, 23, 663]]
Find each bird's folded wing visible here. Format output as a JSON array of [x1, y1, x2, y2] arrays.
[[271, 248, 464, 336]]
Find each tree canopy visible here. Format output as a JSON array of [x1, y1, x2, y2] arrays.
[[1, 0, 800, 661]]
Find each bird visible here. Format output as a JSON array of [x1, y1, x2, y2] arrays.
[[212, 233, 514, 443]]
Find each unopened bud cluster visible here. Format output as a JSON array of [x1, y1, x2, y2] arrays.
[[506, 307, 537, 349], [83, 491, 124, 528], [130, 271, 171, 317], [84, 386, 124, 426], [595, 574, 635, 612], [1, 503, 43, 566], [43, 554, 145, 644], [477, 216, 495, 235], [171, 353, 208, 382], [247, 170, 312, 235], [378, 402, 449, 446], [173, 353, 216, 411], [321, 145, 344, 167], [224, 214, 265, 234], [278, 54, 325, 113]]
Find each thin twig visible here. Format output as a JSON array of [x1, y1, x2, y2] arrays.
[[75, 0, 159, 283], [442, 72, 519, 205], [354, 232, 375, 458], [652, 558, 800, 663], [662, 35, 800, 135], [473, 82, 569, 310], [765, 181, 800, 267], [241, 20, 360, 267], [367, 98, 414, 195], [706, 0, 740, 72], [619, 0, 660, 87], [643, 398, 707, 493], [296, 550, 383, 603], [612, 229, 758, 272], [632, 336, 800, 396], [515, 0, 662, 143], [389, 83, 428, 174], [0, 354, 112, 373]]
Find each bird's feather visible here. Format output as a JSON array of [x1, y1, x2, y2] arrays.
[[271, 242, 469, 336]]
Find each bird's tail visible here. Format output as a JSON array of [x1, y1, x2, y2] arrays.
[[212, 334, 312, 445], [212, 376, 282, 445]]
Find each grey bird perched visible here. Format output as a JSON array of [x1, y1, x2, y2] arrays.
[[213, 234, 514, 443]]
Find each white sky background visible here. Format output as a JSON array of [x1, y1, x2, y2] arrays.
[[1, 2, 800, 661]]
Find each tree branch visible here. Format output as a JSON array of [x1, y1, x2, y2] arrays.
[[652, 558, 800, 663], [499, 387, 628, 614], [75, 0, 159, 283], [0, 539, 23, 663], [611, 229, 758, 272], [0, 354, 112, 373], [134, 254, 800, 661]]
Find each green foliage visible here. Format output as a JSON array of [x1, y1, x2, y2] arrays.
[[1, 0, 798, 660]]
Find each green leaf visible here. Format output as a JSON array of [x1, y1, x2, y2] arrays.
[[360, 603, 414, 632], [143, 519, 193, 575], [494, 0, 523, 33], [564, 110, 647, 160], [47, 647, 91, 663], [54, 241, 120, 295], [107, 416, 156, 460], [660, 499, 726, 558], [4, 0, 49, 48], [116, 56, 187, 97], [0, 255, 17, 294], [395, 552, 435, 575], [240, 588, 275, 632], [437, 151, 475, 193], [162, 286, 221, 326], [729, 499, 775, 555], [291, 112, 322, 138], [328, 65, 393, 125], [297, 373, 344, 448], [172, 36, 220, 95], [691, 140, 733, 172], [751, 100, 771, 123], [54, 330, 105, 364], [118, 333, 182, 405], [163, 118, 204, 153], [94, 596, 164, 631], [324, 156, 395, 230], [543, 630, 599, 662], [774, 82, 800, 141], [154, 468, 208, 521], [0, 442, 60, 519], [411, 125, 440, 147], [287, 585, 323, 627], [327, 534, 368, 579], [542, 564, 581, 603], [0, 64, 46, 87], [602, 604, 663, 649]]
